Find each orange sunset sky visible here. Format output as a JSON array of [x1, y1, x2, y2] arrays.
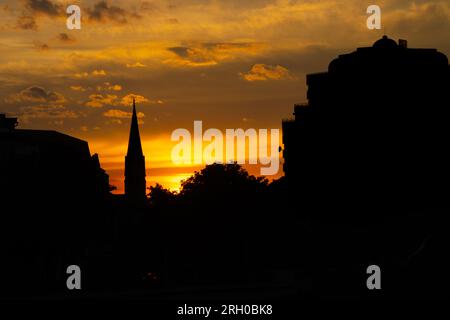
[[1, 0, 450, 192]]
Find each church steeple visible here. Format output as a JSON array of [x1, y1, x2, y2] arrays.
[[127, 98, 143, 157], [125, 98, 146, 201]]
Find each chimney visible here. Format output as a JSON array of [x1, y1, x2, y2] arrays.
[[399, 39, 408, 48]]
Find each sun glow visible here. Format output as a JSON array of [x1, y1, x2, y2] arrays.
[[88, 131, 283, 194], [150, 173, 193, 193]]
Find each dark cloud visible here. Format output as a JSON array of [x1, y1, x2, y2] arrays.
[[33, 41, 49, 50], [390, 2, 450, 42], [16, 0, 63, 30], [202, 42, 259, 50], [166, 42, 264, 66], [16, 15, 37, 30], [25, 0, 62, 16], [141, 1, 159, 12], [58, 33, 76, 43], [383, 0, 436, 11], [166, 46, 216, 66], [165, 0, 274, 10], [8, 86, 66, 104], [2, 4, 11, 12], [87, 1, 129, 24], [167, 46, 190, 58], [169, 42, 261, 55]]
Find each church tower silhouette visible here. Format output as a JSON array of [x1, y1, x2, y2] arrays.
[[125, 98, 146, 201]]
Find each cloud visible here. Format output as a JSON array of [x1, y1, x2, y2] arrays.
[[121, 94, 154, 106], [58, 33, 76, 43], [73, 72, 89, 78], [167, 18, 179, 24], [25, 0, 62, 16], [19, 105, 77, 120], [240, 64, 294, 81], [103, 109, 145, 119], [140, 1, 158, 12], [70, 85, 86, 92], [85, 94, 118, 108], [126, 62, 146, 68], [92, 69, 107, 76], [388, 2, 450, 44], [15, 1, 62, 30], [16, 15, 37, 30], [6, 86, 65, 104], [109, 119, 123, 125], [84, 93, 159, 108], [165, 42, 264, 67], [33, 41, 49, 51], [97, 82, 122, 91], [73, 70, 107, 78], [87, 1, 129, 24]]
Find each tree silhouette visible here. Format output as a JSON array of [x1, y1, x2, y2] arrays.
[[148, 183, 176, 208], [178, 163, 268, 207], [145, 163, 275, 286]]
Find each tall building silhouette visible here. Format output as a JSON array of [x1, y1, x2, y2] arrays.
[[125, 99, 146, 201], [282, 36, 450, 212]]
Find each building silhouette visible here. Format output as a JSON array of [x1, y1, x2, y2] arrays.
[[0, 114, 111, 295], [279, 36, 450, 298], [0, 114, 110, 198], [0, 113, 18, 131], [124, 99, 147, 202], [282, 35, 450, 213]]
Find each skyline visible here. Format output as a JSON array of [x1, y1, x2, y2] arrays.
[[1, 0, 450, 192]]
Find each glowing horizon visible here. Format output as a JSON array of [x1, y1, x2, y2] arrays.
[[88, 129, 283, 193]]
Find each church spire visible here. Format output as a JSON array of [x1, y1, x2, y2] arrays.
[[127, 98, 143, 157], [125, 98, 146, 201]]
